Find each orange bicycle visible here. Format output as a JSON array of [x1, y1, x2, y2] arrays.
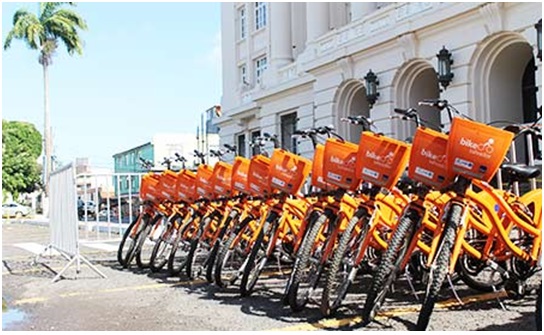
[[320, 116, 411, 316], [415, 106, 542, 330]]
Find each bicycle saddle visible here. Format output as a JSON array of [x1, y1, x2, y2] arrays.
[[501, 164, 541, 183]]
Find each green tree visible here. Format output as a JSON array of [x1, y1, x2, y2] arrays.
[[4, 2, 87, 195], [2, 120, 43, 199]]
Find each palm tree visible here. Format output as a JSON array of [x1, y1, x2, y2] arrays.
[[4, 2, 87, 196]]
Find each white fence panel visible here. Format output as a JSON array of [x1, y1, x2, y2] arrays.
[[49, 163, 78, 255], [35, 163, 106, 282]]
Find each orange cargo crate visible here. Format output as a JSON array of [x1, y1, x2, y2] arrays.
[[269, 148, 312, 195], [446, 118, 514, 182], [140, 173, 161, 202], [356, 131, 411, 190], [231, 157, 250, 194], [195, 164, 215, 199], [311, 144, 335, 191], [248, 154, 271, 196], [212, 161, 233, 198], [408, 127, 451, 189], [323, 138, 361, 191], [176, 169, 196, 203], [158, 170, 180, 202]]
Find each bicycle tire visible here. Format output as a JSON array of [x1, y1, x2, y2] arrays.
[[416, 203, 462, 331], [362, 208, 419, 323], [456, 254, 506, 292], [205, 210, 239, 283], [185, 215, 213, 279], [240, 212, 278, 297], [167, 214, 197, 276], [117, 214, 144, 268], [149, 236, 171, 273], [287, 211, 328, 312], [214, 216, 254, 288], [320, 209, 369, 317], [135, 214, 162, 269]]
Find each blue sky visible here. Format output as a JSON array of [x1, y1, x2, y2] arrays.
[[2, 2, 222, 169]]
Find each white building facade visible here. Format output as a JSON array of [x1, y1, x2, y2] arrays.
[[217, 2, 542, 161]]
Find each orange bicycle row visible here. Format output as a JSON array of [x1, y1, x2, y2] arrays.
[[117, 99, 541, 331]]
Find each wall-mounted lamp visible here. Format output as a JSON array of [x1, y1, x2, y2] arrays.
[[364, 69, 380, 108], [436, 46, 454, 90], [535, 19, 542, 61]]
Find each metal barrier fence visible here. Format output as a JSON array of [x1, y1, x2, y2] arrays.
[[35, 163, 106, 282], [76, 172, 147, 240]]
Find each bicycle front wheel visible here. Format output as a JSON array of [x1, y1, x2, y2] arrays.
[[416, 203, 462, 331], [215, 216, 254, 288], [135, 214, 163, 269], [320, 208, 369, 317], [240, 212, 278, 297], [362, 208, 419, 323], [287, 211, 328, 312], [117, 214, 145, 268]]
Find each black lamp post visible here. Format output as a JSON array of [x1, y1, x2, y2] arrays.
[[437, 46, 454, 90], [364, 69, 379, 108], [536, 19, 542, 61]]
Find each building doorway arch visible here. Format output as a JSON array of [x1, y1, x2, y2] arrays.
[[393, 60, 440, 142], [471, 32, 540, 169], [334, 79, 370, 143], [471, 32, 537, 124]]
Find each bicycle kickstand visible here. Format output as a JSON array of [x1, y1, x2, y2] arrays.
[[404, 267, 420, 301], [447, 274, 464, 306]]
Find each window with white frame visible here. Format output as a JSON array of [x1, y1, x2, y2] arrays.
[[239, 64, 248, 86], [255, 2, 267, 30], [239, 6, 247, 39], [255, 56, 267, 83]]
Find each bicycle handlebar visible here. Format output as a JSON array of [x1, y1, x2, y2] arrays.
[[263, 133, 280, 148], [394, 108, 421, 128], [209, 149, 222, 158], [174, 153, 187, 162], [418, 99, 448, 110], [193, 150, 206, 165], [504, 123, 542, 140], [293, 125, 343, 147], [340, 115, 373, 131], [224, 144, 237, 153]]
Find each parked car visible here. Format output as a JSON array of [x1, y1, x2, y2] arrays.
[[77, 200, 96, 219], [2, 202, 32, 218]]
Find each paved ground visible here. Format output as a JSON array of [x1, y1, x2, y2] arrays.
[[2, 219, 541, 331]]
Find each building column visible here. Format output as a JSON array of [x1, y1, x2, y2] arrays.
[[270, 2, 292, 69], [350, 2, 376, 21], [306, 3, 329, 43]]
